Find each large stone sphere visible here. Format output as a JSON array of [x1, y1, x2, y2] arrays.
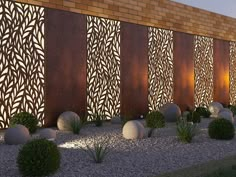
[[160, 103, 181, 122], [39, 128, 56, 140], [209, 102, 223, 117], [218, 111, 234, 123], [219, 108, 233, 117], [4, 124, 30, 145], [57, 111, 80, 131], [122, 120, 145, 139]]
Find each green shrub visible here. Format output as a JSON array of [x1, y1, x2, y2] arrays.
[[146, 111, 165, 128], [196, 106, 211, 118], [83, 138, 110, 163], [208, 118, 235, 140], [177, 117, 196, 143], [204, 166, 236, 177], [186, 110, 201, 123], [10, 112, 38, 133], [70, 118, 83, 134], [17, 138, 60, 177], [228, 105, 236, 116]]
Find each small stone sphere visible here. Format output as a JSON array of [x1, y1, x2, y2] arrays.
[[160, 103, 181, 122], [218, 111, 234, 123], [4, 124, 30, 145], [39, 128, 56, 140], [122, 120, 145, 139], [209, 102, 223, 117], [57, 111, 80, 131]]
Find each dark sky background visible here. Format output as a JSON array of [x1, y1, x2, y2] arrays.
[[172, 0, 236, 18]]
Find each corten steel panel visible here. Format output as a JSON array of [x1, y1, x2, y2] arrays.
[[120, 23, 148, 118], [213, 39, 230, 105], [45, 9, 87, 126], [173, 32, 194, 111]]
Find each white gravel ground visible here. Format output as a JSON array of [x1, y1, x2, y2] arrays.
[[1, 119, 236, 177]]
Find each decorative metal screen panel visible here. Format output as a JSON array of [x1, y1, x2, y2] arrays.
[[87, 16, 120, 120], [230, 41, 236, 105], [194, 36, 213, 107], [0, 1, 44, 128], [148, 27, 173, 111]]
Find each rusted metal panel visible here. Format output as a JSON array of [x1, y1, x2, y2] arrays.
[[213, 39, 230, 105], [45, 9, 87, 126], [173, 32, 194, 111], [120, 22, 148, 118]]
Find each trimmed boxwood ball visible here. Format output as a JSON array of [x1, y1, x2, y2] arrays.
[[186, 111, 201, 123], [17, 138, 60, 177], [208, 118, 235, 140], [195, 106, 211, 118], [146, 111, 165, 128], [10, 112, 38, 134]]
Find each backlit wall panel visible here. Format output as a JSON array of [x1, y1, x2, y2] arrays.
[[194, 36, 213, 107], [0, 1, 44, 128], [87, 16, 120, 120], [230, 41, 236, 105], [148, 27, 173, 111]]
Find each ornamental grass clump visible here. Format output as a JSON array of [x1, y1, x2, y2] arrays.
[[70, 117, 83, 134], [177, 117, 196, 143], [83, 138, 110, 163], [92, 112, 105, 127], [208, 118, 235, 140], [146, 111, 165, 128], [10, 112, 38, 134], [17, 138, 60, 177]]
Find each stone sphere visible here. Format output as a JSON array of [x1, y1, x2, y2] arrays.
[[57, 111, 80, 131], [122, 120, 145, 139], [4, 124, 30, 145], [209, 102, 223, 117], [39, 128, 56, 140], [219, 108, 233, 117], [218, 111, 234, 123], [160, 103, 181, 122]]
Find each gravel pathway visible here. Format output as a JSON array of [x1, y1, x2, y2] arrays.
[[1, 119, 236, 177]]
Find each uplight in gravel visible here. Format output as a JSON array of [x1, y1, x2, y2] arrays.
[[58, 140, 86, 149]]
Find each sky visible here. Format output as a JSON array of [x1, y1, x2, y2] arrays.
[[171, 0, 236, 18]]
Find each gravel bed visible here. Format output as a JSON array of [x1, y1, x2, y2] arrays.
[[1, 119, 236, 177]]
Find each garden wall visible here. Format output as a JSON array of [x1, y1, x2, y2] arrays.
[[0, 0, 236, 128]]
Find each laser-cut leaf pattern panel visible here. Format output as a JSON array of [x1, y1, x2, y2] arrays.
[[0, 1, 44, 128], [230, 41, 236, 105], [194, 36, 213, 107], [87, 16, 120, 120], [148, 27, 173, 111]]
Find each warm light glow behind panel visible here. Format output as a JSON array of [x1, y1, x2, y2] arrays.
[[0, 1, 44, 128], [230, 41, 236, 105], [194, 36, 213, 107], [87, 16, 120, 120], [148, 27, 173, 111]]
